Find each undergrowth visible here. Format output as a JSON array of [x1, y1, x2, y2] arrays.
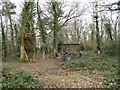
[[61, 51, 119, 88], [1, 66, 44, 88]]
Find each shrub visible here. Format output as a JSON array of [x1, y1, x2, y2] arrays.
[[61, 51, 119, 88], [1, 67, 44, 88], [102, 42, 118, 56]]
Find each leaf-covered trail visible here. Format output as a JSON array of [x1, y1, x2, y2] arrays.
[[3, 58, 104, 88]]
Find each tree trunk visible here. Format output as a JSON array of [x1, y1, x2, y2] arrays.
[[20, 19, 27, 62], [53, 13, 59, 58], [114, 17, 118, 41], [9, 14, 14, 47], [20, 2, 36, 62], [1, 16, 7, 59], [20, 33, 26, 62], [14, 24, 20, 52], [6, 4, 14, 54], [95, 0, 101, 51], [91, 27, 96, 51], [96, 16, 101, 51], [118, 3, 120, 44], [37, 1, 47, 59], [118, 1, 120, 77], [43, 51, 45, 60]]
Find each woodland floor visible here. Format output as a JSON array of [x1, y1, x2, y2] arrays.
[[2, 54, 108, 88], [2, 51, 119, 88]]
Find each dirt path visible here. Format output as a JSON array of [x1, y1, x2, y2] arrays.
[[3, 58, 104, 88]]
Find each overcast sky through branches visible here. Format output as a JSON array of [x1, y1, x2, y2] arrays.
[[0, 0, 119, 26]]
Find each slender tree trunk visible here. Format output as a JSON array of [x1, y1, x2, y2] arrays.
[[114, 17, 118, 41], [96, 16, 100, 51], [118, 1, 120, 74], [4, 16, 9, 55], [37, 1, 46, 60], [95, 0, 101, 51], [6, 4, 14, 53], [53, 19, 58, 58], [1, 16, 7, 59], [118, 1, 120, 77], [43, 51, 45, 60], [14, 24, 20, 53], [53, 10, 59, 58], [118, 3, 120, 44], [91, 27, 96, 51], [9, 13, 14, 47]]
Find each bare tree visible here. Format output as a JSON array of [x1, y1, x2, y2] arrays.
[[45, 0, 86, 57], [37, 0, 47, 60], [2, 2, 16, 54]]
